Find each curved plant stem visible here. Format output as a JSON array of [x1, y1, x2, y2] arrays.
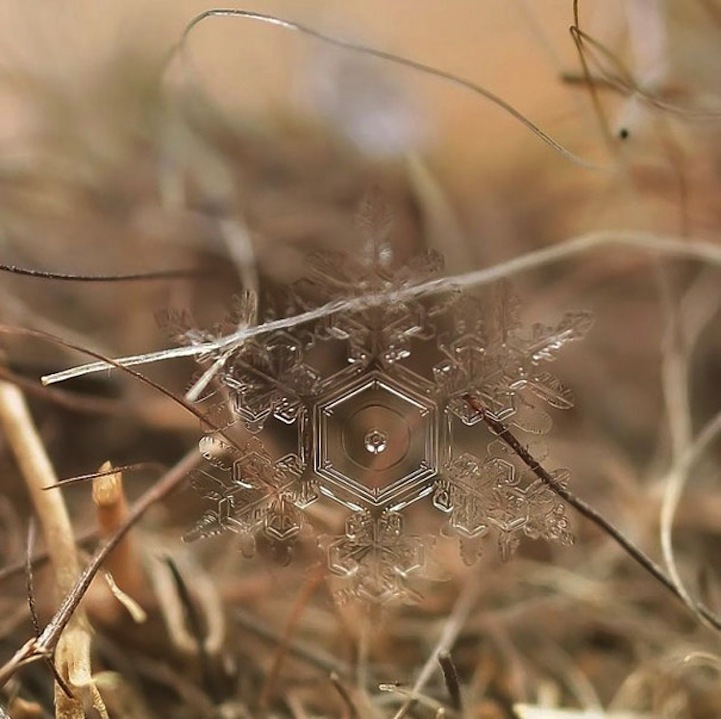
[[463, 394, 721, 633], [0, 447, 201, 688], [173, 9, 602, 171], [0, 263, 207, 283], [0, 379, 90, 715], [42, 229, 721, 387]]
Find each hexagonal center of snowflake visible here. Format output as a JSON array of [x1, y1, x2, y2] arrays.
[[363, 429, 388, 455], [315, 371, 438, 508]]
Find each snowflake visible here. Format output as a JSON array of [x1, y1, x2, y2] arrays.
[[178, 197, 591, 603], [221, 332, 321, 432], [433, 448, 573, 564], [323, 511, 427, 605], [184, 436, 311, 565]]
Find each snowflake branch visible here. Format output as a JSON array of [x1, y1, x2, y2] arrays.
[[463, 394, 721, 633]]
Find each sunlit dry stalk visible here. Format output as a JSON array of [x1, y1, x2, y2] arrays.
[[42, 229, 721, 387], [656, 265, 697, 615], [657, 270, 721, 618], [658, 408, 721, 621], [87, 461, 146, 624], [0, 379, 106, 718], [0, 447, 201, 690]]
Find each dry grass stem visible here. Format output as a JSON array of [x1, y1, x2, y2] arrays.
[[2, 5, 721, 716], [0, 448, 201, 691], [88, 462, 146, 620], [41, 228, 721, 388], [0, 379, 105, 718]]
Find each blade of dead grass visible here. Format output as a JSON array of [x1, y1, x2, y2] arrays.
[[42, 229, 721, 387], [0, 379, 106, 718]]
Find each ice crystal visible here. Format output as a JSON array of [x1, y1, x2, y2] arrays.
[[324, 511, 427, 604], [180, 199, 591, 603], [433, 447, 573, 564]]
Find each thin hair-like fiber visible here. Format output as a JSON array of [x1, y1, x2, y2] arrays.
[[0, 263, 210, 283], [171, 8, 605, 171]]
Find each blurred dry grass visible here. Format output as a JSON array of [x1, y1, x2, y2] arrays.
[[1, 1, 721, 718]]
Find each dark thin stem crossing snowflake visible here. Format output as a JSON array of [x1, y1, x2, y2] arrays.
[[175, 201, 591, 603]]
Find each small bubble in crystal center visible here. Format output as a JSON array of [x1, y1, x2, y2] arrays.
[[364, 429, 388, 455]]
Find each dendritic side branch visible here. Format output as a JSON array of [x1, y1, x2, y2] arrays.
[[464, 393, 721, 633]]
